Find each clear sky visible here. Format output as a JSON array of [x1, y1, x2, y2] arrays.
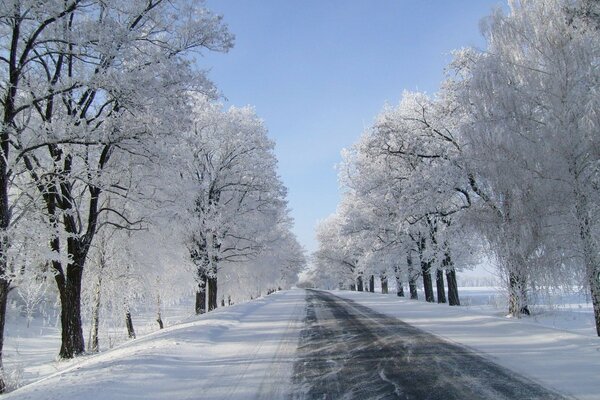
[[201, 0, 505, 254]]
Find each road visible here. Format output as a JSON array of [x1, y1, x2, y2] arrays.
[[289, 290, 567, 400]]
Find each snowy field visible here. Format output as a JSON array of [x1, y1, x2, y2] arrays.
[[3, 287, 599, 399]]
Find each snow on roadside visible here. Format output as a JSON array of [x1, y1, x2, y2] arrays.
[[330, 289, 600, 400], [5, 290, 305, 400]]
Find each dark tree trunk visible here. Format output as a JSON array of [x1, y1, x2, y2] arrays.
[[350, 284, 356, 291], [421, 266, 435, 302], [221, 297, 225, 307], [207, 235, 219, 312], [409, 279, 418, 300], [56, 255, 86, 359], [394, 265, 404, 297], [357, 275, 364, 292], [195, 274, 207, 314], [396, 283, 404, 297], [208, 274, 218, 311], [407, 253, 418, 300], [0, 279, 9, 393], [418, 237, 434, 303], [156, 289, 164, 329], [369, 275, 375, 293], [125, 309, 136, 339], [421, 265, 434, 303], [381, 275, 388, 294], [573, 193, 600, 336], [446, 269, 460, 306], [441, 241, 460, 306], [436, 270, 446, 303]]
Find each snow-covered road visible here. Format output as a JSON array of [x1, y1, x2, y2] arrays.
[[6, 288, 598, 399], [5, 290, 305, 400], [291, 290, 566, 399]]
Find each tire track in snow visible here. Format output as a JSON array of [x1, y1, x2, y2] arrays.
[[289, 290, 569, 400]]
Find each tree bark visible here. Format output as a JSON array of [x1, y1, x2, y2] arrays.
[[0, 279, 10, 393], [418, 237, 435, 303], [394, 265, 404, 297], [508, 269, 529, 317], [381, 274, 388, 294], [446, 269, 460, 306], [56, 254, 86, 359], [357, 275, 364, 292], [407, 252, 418, 300], [125, 308, 136, 339], [350, 283, 356, 291], [436, 270, 446, 304], [574, 190, 600, 336], [156, 290, 164, 329], [208, 274, 218, 311], [88, 274, 102, 353], [195, 273, 207, 314], [422, 266, 434, 303], [369, 275, 375, 293]]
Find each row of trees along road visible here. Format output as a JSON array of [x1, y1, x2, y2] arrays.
[[312, 0, 600, 336], [0, 0, 305, 392]]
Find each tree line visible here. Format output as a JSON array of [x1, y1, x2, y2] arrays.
[[0, 0, 305, 392], [311, 0, 600, 336]]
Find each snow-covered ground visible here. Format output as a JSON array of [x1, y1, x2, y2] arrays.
[[332, 289, 600, 400], [5, 290, 305, 399], [3, 287, 599, 399]]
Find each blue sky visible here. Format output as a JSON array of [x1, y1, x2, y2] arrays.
[[202, 1, 504, 253]]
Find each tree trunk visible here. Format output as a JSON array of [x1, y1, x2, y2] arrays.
[[442, 244, 460, 306], [0, 279, 10, 393], [407, 253, 418, 300], [195, 274, 207, 315], [369, 275, 375, 293], [422, 266, 434, 303], [409, 279, 418, 299], [508, 269, 529, 317], [381, 274, 388, 294], [207, 235, 219, 312], [125, 308, 136, 339], [574, 190, 600, 336], [436, 270, 446, 304], [418, 237, 434, 303], [394, 265, 404, 297], [446, 269, 460, 306], [208, 274, 218, 311], [56, 258, 86, 359], [350, 283, 356, 291], [88, 274, 102, 353], [357, 275, 364, 292], [156, 290, 164, 329]]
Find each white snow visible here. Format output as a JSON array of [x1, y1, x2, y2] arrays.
[[5, 290, 305, 400], [5, 287, 600, 399]]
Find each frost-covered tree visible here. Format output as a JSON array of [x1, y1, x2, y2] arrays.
[[179, 98, 302, 313], [0, 0, 233, 373], [453, 0, 600, 328]]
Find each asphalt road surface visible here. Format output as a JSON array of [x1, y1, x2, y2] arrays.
[[289, 290, 567, 400]]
